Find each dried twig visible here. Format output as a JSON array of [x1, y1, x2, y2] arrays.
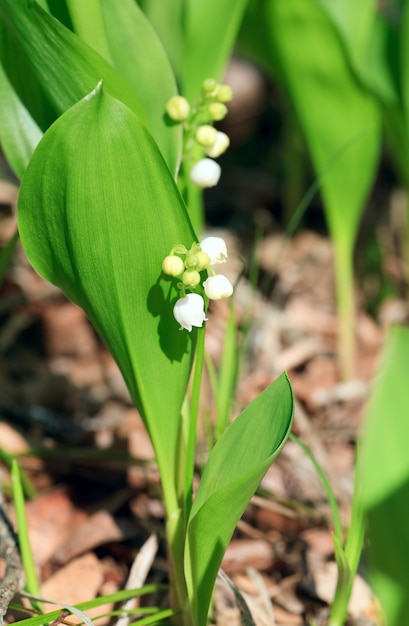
[[217, 569, 256, 626], [114, 533, 158, 626]]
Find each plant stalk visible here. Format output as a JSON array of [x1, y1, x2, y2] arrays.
[[328, 448, 365, 626], [184, 325, 206, 517], [333, 235, 356, 380]]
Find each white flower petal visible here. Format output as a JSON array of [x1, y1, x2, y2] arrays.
[[200, 236, 228, 265], [204, 131, 230, 158], [173, 293, 207, 331], [203, 274, 233, 300], [190, 158, 221, 188]]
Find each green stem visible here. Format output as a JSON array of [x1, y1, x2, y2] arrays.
[[184, 325, 206, 517], [165, 509, 193, 626], [165, 327, 206, 626], [328, 447, 365, 626], [0, 228, 19, 286], [333, 235, 356, 380], [282, 109, 306, 225], [215, 301, 237, 440], [289, 434, 343, 549]]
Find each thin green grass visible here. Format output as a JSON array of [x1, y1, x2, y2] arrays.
[[289, 435, 365, 626], [11, 460, 42, 612], [8, 585, 170, 626]]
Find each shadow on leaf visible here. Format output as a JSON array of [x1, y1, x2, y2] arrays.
[[147, 280, 193, 362]]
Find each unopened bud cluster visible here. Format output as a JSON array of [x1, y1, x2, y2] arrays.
[[162, 237, 233, 331], [165, 78, 233, 189]]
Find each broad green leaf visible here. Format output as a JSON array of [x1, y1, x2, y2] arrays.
[[99, 0, 182, 177], [0, 0, 162, 159], [182, 0, 250, 100], [236, 0, 278, 76], [266, 0, 381, 376], [361, 326, 409, 626], [365, 13, 400, 103], [185, 372, 293, 626], [379, 5, 409, 184], [318, 0, 398, 103], [65, 0, 112, 62], [266, 0, 381, 245], [0, 17, 55, 130], [317, 0, 375, 52], [47, 0, 73, 29], [0, 60, 42, 178], [17, 83, 196, 512], [137, 0, 184, 83], [383, 102, 409, 186], [400, 3, 409, 153]]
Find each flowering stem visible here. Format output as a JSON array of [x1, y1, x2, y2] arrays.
[[184, 324, 206, 517]]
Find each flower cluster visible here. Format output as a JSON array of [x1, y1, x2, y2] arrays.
[[162, 237, 233, 331], [165, 79, 233, 189]]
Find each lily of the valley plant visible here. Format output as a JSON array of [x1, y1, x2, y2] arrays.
[[0, 2, 293, 625]]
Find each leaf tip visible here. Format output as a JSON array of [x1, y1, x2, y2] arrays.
[[85, 80, 104, 102]]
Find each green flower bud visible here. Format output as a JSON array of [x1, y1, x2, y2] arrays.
[[207, 102, 228, 121], [195, 125, 218, 147], [216, 84, 233, 103], [162, 255, 184, 276], [202, 78, 218, 95], [166, 96, 190, 122], [196, 251, 211, 270], [184, 252, 201, 270], [182, 269, 201, 287]]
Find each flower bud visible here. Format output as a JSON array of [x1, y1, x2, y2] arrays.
[[166, 95, 190, 122], [195, 125, 218, 147], [190, 158, 221, 188], [204, 131, 230, 158], [200, 236, 228, 265], [203, 274, 233, 300], [207, 102, 228, 121], [162, 255, 184, 276], [173, 293, 207, 331], [182, 269, 201, 287], [216, 84, 233, 103], [202, 78, 218, 95], [195, 251, 211, 270], [184, 252, 200, 270]]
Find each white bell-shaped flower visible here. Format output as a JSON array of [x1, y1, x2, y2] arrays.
[[190, 158, 221, 188], [204, 131, 230, 158], [173, 293, 207, 331], [203, 274, 233, 300], [200, 236, 228, 265]]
